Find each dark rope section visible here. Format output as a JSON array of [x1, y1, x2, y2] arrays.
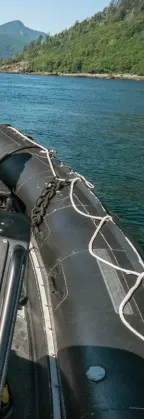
[[31, 177, 70, 234], [0, 145, 43, 165]]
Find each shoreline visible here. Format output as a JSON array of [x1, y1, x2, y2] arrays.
[[32, 72, 144, 81], [0, 66, 144, 81]]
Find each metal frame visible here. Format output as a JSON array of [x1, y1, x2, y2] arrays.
[[0, 245, 26, 402]]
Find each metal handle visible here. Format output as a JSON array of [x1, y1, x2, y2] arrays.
[[0, 245, 26, 400]]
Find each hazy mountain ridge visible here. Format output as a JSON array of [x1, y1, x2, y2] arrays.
[[0, 20, 46, 59]]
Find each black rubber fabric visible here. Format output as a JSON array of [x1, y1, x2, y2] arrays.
[[0, 124, 144, 418], [0, 145, 41, 165]]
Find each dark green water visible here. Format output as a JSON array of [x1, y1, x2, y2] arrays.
[[0, 73, 144, 247]]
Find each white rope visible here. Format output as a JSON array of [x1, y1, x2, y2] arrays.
[[11, 127, 144, 342], [45, 150, 144, 342], [70, 178, 102, 220], [119, 273, 144, 341], [72, 171, 94, 189], [69, 176, 144, 341], [46, 149, 56, 178], [89, 226, 139, 277]]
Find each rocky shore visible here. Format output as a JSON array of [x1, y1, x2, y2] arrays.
[[0, 61, 144, 81]]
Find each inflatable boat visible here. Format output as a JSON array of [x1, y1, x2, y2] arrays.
[[0, 124, 144, 419]]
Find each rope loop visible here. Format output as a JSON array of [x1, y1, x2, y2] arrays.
[[30, 144, 144, 342]]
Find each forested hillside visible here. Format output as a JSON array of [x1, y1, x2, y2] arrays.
[[2, 0, 144, 75]]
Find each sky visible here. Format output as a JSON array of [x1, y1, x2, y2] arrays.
[[0, 0, 109, 34]]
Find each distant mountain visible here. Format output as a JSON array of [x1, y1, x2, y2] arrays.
[[0, 20, 46, 59]]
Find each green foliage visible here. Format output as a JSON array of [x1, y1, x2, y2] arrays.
[[2, 0, 144, 74]]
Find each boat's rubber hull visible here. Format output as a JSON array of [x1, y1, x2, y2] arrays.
[[0, 124, 144, 418]]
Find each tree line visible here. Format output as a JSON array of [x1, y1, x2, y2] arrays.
[[2, 0, 144, 75]]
